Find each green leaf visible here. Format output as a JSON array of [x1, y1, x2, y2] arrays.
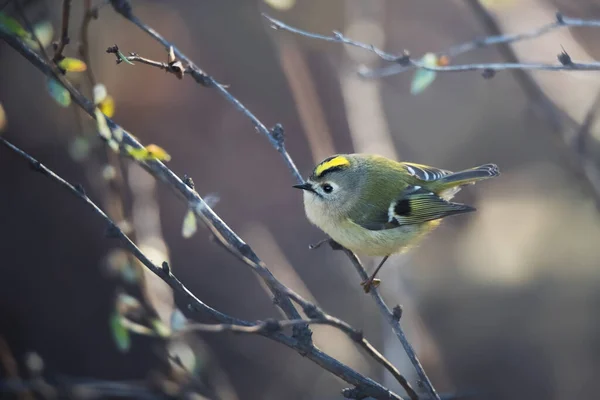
[[110, 312, 131, 352], [117, 50, 135, 65], [0, 12, 30, 39], [410, 53, 438, 95], [181, 209, 197, 238], [46, 77, 71, 107]]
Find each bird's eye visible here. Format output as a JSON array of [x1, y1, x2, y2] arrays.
[[322, 184, 333, 193]]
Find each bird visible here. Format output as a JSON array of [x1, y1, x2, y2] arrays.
[[293, 153, 499, 292]]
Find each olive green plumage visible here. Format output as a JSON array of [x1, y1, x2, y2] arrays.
[[294, 153, 499, 291]]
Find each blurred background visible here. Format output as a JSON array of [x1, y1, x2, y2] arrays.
[[2, 0, 600, 399]]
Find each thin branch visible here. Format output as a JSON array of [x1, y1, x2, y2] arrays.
[[102, 3, 440, 397], [339, 248, 440, 400], [0, 136, 405, 400], [52, 0, 71, 61], [263, 13, 600, 78], [108, 0, 303, 184]]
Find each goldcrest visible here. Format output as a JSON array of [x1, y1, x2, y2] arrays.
[[293, 153, 499, 292]]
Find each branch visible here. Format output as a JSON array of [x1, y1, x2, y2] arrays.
[[339, 248, 439, 400], [108, 0, 303, 184], [263, 13, 600, 78], [103, 2, 442, 397], [52, 0, 71, 62], [0, 137, 405, 400]]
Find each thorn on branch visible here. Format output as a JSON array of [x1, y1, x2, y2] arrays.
[[162, 261, 170, 274], [182, 174, 195, 190], [292, 324, 313, 348], [556, 12, 565, 24], [73, 183, 86, 197], [558, 47, 572, 65], [270, 123, 285, 148], [481, 68, 496, 79], [392, 305, 403, 321], [395, 50, 411, 66]]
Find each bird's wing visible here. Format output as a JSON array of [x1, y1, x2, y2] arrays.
[[400, 162, 453, 182], [349, 186, 475, 231]]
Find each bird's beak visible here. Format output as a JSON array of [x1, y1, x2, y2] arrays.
[[293, 182, 316, 193]]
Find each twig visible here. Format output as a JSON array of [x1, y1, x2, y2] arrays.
[[52, 0, 71, 61], [0, 29, 414, 399], [263, 14, 600, 77], [339, 248, 440, 400], [0, 136, 405, 400], [103, 3, 437, 397], [108, 0, 303, 184]]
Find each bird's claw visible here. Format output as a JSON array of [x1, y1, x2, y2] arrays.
[[360, 278, 381, 293]]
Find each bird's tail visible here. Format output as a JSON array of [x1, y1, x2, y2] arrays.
[[435, 163, 499, 195]]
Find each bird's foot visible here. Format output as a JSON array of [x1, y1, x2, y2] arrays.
[[360, 278, 381, 293], [309, 238, 345, 251], [308, 238, 330, 250]]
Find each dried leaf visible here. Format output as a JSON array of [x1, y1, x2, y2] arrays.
[[110, 312, 131, 352], [46, 77, 71, 107], [57, 57, 87, 72], [182, 209, 197, 238]]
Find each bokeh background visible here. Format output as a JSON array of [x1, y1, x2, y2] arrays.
[[2, 0, 600, 399]]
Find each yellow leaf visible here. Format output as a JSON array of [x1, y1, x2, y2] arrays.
[[182, 209, 197, 238], [99, 95, 115, 117], [126, 144, 171, 162], [94, 108, 111, 139], [57, 57, 87, 72]]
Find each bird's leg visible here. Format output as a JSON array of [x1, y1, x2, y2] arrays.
[[308, 237, 331, 250], [361, 255, 390, 293], [309, 237, 346, 251]]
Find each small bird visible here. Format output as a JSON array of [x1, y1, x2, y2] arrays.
[[293, 153, 499, 292]]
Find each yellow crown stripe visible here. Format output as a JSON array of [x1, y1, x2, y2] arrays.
[[315, 156, 350, 177]]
